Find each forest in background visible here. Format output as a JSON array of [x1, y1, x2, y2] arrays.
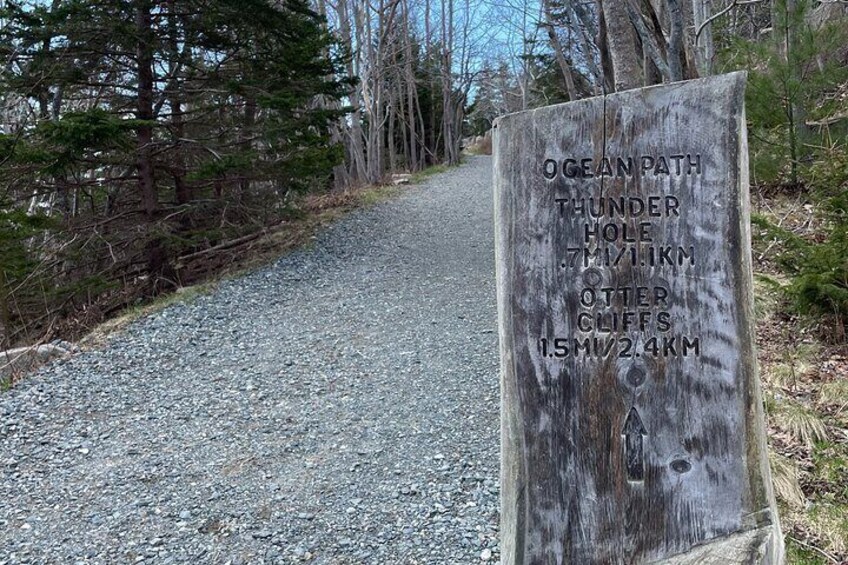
[[0, 0, 845, 348], [1, 1, 847, 560]]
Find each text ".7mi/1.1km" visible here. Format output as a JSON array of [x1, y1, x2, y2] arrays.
[[539, 151, 703, 359], [546, 157, 701, 269]]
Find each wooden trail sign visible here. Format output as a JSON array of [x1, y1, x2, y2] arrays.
[[493, 73, 783, 564]]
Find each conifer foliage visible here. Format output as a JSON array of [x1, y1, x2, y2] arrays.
[[0, 0, 347, 344]]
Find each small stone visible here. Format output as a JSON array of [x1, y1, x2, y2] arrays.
[[480, 548, 493, 561]]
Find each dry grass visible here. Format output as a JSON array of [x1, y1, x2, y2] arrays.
[[465, 135, 492, 155], [770, 450, 808, 510], [772, 398, 830, 448], [759, 313, 848, 564], [754, 194, 848, 564], [75, 174, 424, 352]]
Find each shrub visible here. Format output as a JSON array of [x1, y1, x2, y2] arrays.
[[752, 143, 848, 338]]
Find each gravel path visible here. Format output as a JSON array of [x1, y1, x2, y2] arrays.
[[0, 156, 500, 565]]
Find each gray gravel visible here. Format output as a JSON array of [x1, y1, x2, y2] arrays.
[[0, 156, 500, 564]]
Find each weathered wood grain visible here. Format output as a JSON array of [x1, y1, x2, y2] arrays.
[[493, 73, 783, 564]]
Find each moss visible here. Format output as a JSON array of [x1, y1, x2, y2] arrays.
[[409, 163, 453, 184], [359, 185, 400, 205], [785, 538, 826, 565], [812, 442, 847, 490]]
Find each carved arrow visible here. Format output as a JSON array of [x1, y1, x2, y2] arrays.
[[622, 407, 647, 482]]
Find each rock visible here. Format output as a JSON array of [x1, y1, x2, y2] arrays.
[[0, 158, 500, 564], [1, 344, 73, 384], [392, 174, 411, 186]]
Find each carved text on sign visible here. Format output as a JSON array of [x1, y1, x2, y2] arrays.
[[542, 153, 702, 179], [495, 74, 783, 564]]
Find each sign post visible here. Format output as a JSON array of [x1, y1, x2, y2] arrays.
[[494, 73, 783, 564]]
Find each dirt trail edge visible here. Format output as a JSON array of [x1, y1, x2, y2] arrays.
[[0, 156, 500, 564]]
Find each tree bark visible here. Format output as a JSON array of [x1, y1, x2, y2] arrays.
[[688, 0, 713, 76], [542, 0, 578, 101], [403, 0, 419, 171], [135, 0, 169, 286], [167, 0, 190, 208], [338, 0, 368, 183], [666, 0, 686, 81], [601, 0, 642, 92]]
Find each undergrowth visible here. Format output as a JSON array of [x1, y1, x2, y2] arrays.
[[753, 193, 848, 563]]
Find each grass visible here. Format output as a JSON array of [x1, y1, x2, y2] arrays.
[[758, 307, 848, 564], [409, 163, 453, 184], [79, 282, 217, 349], [771, 397, 829, 448], [753, 193, 848, 564], [786, 537, 830, 564]]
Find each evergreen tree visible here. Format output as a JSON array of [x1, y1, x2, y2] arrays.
[[0, 0, 347, 344]]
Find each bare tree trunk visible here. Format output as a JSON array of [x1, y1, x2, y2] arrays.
[[601, 0, 643, 91], [397, 72, 409, 167], [166, 0, 190, 209], [316, 0, 350, 189], [597, 0, 616, 93], [362, 0, 381, 182], [238, 97, 256, 202], [338, 0, 368, 183], [0, 267, 11, 349], [135, 0, 170, 286], [775, 0, 808, 183], [543, 0, 578, 101], [403, 0, 419, 171], [624, 0, 672, 83], [136, 2, 156, 222], [440, 0, 461, 165], [666, 0, 686, 81], [687, 0, 713, 76], [416, 82, 429, 166], [388, 87, 397, 172], [569, 1, 603, 93]]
